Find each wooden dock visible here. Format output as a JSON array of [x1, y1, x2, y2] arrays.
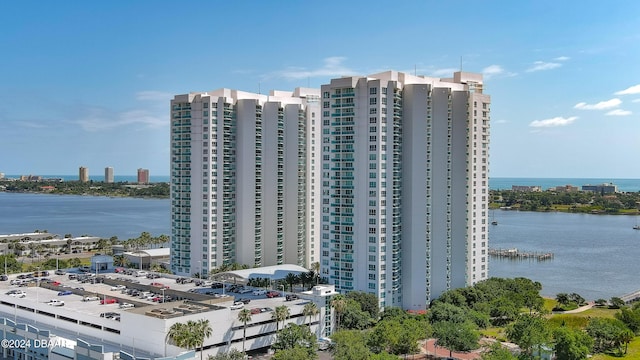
[[489, 248, 554, 261]]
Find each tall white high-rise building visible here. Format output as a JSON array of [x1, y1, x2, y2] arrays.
[[170, 88, 321, 277], [104, 167, 114, 183], [319, 71, 490, 310]]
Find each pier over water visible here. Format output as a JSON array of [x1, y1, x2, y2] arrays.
[[489, 248, 554, 261]]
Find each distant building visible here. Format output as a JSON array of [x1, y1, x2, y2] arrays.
[[79, 166, 89, 182], [512, 185, 542, 192], [551, 184, 579, 192], [105, 167, 114, 183], [137, 168, 150, 184], [582, 183, 618, 194], [19, 175, 42, 181], [0, 173, 4, 179]]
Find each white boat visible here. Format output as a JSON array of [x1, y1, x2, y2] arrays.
[[633, 225, 640, 230]]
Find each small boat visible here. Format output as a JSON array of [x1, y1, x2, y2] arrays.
[[634, 225, 640, 230], [491, 220, 498, 226]]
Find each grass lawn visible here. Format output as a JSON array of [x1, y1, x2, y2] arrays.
[[592, 336, 640, 360], [480, 327, 507, 341]]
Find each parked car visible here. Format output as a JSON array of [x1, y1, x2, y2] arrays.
[[100, 312, 119, 318], [82, 296, 100, 302], [146, 273, 161, 279], [285, 294, 299, 301], [237, 287, 253, 294], [47, 299, 65, 306], [57, 290, 73, 296], [119, 303, 135, 309], [237, 298, 251, 304], [266, 291, 280, 298], [134, 271, 148, 277], [230, 302, 244, 310], [111, 285, 126, 291], [67, 274, 77, 280], [6, 290, 26, 298], [54, 269, 66, 275], [100, 298, 118, 305], [0, 275, 8, 281], [210, 282, 224, 289], [250, 308, 261, 314], [114, 268, 125, 273], [150, 282, 169, 289], [252, 289, 266, 296]]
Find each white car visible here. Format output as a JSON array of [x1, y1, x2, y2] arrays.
[[82, 296, 100, 302], [252, 289, 266, 296], [47, 299, 65, 306], [230, 302, 244, 310], [119, 303, 135, 309], [110, 285, 126, 291], [6, 290, 26, 298], [237, 287, 253, 294]]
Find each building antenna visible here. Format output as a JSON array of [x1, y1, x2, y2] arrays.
[[460, 56, 463, 72], [414, 64, 417, 76], [258, 82, 261, 94]]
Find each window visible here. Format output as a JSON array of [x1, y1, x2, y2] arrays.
[[369, 87, 377, 95], [369, 98, 377, 105]]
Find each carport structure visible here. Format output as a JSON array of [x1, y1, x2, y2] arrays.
[[210, 264, 309, 287]]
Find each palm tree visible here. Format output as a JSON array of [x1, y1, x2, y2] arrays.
[[238, 308, 252, 354], [272, 305, 290, 333], [167, 322, 187, 350], [302, 302, 319, 336], [195, 319, 212, 360], [284, 272, 298, 292], [331, 295, 347, 331]]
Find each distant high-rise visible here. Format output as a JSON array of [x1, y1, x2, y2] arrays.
[[79, 166, 89, 183], [319, 71, 490, 310], [170, 88, 320, 277], [137, 168, 150, 184], [104, 167, 114, 183]]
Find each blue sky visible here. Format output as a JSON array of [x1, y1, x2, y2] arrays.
[[1, 1, 639, 178]]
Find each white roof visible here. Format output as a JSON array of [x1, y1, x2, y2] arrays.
[[125, 248, 170, 258], [212, 264, 309, 281]]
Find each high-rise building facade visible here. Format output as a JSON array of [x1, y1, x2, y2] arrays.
[[105, 167, 114, 183], [319, 71, 490, 310], [137, 168, 150, 184], [170, 88, 320, 277], [79, 166, 89, 182]]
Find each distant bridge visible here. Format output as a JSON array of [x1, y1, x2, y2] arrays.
[[620, 289, 640, 304]]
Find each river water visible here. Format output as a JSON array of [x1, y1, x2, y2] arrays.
[[0, 192, 638, 300]]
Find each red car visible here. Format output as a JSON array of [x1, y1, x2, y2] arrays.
[[266, 291, 280, 298], [100, 298, 118, 305], [150, 282, 170, 289]]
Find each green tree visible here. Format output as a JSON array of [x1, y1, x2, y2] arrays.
[[506, 315, 551, 357], [195, 319, 213, 360], [68, 257, 82, 268], [480, 343, 517, 360], [272, 305, 290, 333], [272, 323, 317, 358], [331, 295, 347, 331], [433, 320, 479, 357], [284, 272, 299, 292], [207, 349, 244, 360], [237, 308, 252, 354], [553, 326, 593, 360], [303, 302, 319, 332], [341, 299, 373, 330], [615, 307, 640, 334], [345, 291, 379, 319], [0, 255, 22, 273], [331, 329, 371, 360], [609, 297, 625, 309], [272, 346, 316, 360]]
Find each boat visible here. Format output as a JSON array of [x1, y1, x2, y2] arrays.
[[491, 211, 498, 225], [634, 225, 640, 230]]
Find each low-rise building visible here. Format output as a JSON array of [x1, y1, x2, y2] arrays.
[[582, 183, 618, 194]]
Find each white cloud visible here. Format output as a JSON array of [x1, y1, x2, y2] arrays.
[[614, 84, 640, 95], [482, 65, 504, 79], [605, 109, 632, 116], [73, 107, 166, 132], [265, 56, 357, 80], [632, 98, 640, 103], [135, 91, 173, 102], [529, 116, 578, 128], [574, 98, 621, 110], [554, 56, 570, 61], [526, 61, 562, 72]]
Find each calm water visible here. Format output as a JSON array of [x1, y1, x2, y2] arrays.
[[489, 209, 640, 300], [0, 192, 169, 240], [1, 189, 639, 300]]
